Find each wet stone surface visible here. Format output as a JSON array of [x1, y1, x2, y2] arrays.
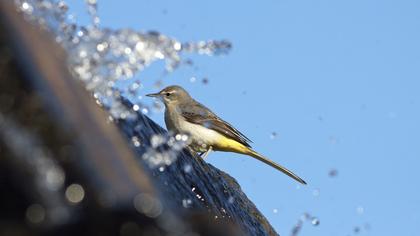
[[118, 100, 278, 236]]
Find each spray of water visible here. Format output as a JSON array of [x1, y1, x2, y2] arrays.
[[13, 0, 231, 168]]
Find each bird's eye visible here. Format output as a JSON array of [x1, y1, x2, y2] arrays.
[[165, 92, 171, 96]]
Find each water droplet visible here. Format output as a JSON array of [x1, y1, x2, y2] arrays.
[[190, 76, 197, 83], [181, 134, 189, 142], [154, 51, 165, 59], [273, 208, 279, 214], [312, 188, 320, 197], [270, 132, 277, 140], [151, 134, 165, 148], [329, 136, 338, 144], [356, 206, 364, 215], [45, 166, 65, 191], [22, 2, 29, 10], [329, 169, 338, 178], [57, 1, 68, 12], [311, 217, 320, 226], [135, 41, 145, 51], [65, 183, 85, 204], [96, 42, 107, 52], [182, 198, 192, 208], [26, 204, 45, 224], [131, 136, 141, 147], [133, 194, 162, 218], [173, 42, 181, 51], [78, 50, 87, 58], [21, 2, 33, 13], [228, 196, 235, 204], [301, 213, 310, 221], [124, 47, 132, 54], [183, 164, 192, 173]]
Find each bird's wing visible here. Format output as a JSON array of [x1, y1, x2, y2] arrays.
[[180, 102, 252, 148]]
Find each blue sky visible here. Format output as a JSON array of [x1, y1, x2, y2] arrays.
[[69, 1, 420, 235]]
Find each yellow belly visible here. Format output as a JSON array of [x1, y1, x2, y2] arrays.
[[212, 136, 250, 154], [165, 109, 250, 154]]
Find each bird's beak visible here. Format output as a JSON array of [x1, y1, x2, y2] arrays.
[[146, 92, 161, 97]]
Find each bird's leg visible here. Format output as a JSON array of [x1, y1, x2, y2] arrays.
[[187, 146, 205, 159], [200, 146, 213, 159]]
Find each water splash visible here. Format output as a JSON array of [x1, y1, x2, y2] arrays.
[[141, 133, 190, 168], [290, 212, 320, 236], [13, 0, 231, 170], [14, 0, 231, 122]]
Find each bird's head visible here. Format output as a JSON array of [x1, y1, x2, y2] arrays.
[[146, 85, 191, 105]]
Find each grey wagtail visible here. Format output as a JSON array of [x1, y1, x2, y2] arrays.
[[146, 85, 306, 185]]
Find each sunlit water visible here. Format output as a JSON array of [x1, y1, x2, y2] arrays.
[[14, 0, 231, 168]]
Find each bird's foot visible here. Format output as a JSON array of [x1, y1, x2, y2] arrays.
[[200, 146, 213, 159]]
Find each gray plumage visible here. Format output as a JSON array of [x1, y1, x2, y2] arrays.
[[146, 85, 307, 185]]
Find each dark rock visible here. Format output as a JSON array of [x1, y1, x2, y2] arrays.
[[118, 101, 278, 235]]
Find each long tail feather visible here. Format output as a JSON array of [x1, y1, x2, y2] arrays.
[[247, 149, 307, 185]]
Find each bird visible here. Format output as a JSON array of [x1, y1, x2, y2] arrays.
[[146, 85, 306, 185]]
